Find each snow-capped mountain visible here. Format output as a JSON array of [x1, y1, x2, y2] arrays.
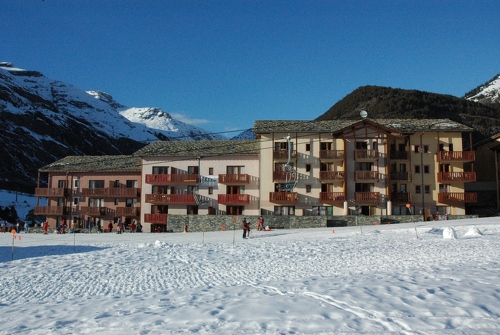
[[0, 62, 225, 193], [464, 73, 500, 107]]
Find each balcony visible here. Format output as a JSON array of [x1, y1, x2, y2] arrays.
[[355, 171, 381, 182], [218, 174, 250, 184], [391, 192, 412, 203], [320, 192, 345, 203], [273, 149, 297, 160], [389, 151, 410, 160], [355, 150, 379, 161], [319, 150, 344, 161], [82, 188, 140, 198], [390, 171, 412, 182], [436, 151, 475, 163], [80, 206, 114, 216], [218, 194, 250, 205], [116, 207, 140, 217], [273, 170, 297, 182], [320, 171, 344, 181], [438, 192, 477, 203], [355, 192, 380, 204], [437, 172, 476, 183], [145, 174, 199, 185], [35, 188, 70, 198], [145, 193, 196, 205], [34, 206, 69, 216], [144, 213, 168, 224], [269, 192, 298, 203]]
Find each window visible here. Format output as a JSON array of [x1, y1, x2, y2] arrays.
[[209, 167, 214, 175], [114, 198, 119, 205], [274, 206, 295, 215], [73, 198, 79, 206], [415, 165, 421, 173], [187, 166, 199, 174], [208, 187, 213, 195], [126, 180, 138, 188], [73, 179, 80, 188], [306, 185, 312, 193], [373, 141, 378, 150], [416, 185, 421, 194], [152, 166, 169, 174], [424, 165, 430, 173], [305, 143, 311, 151], [414, 145, 420, 153], [424, 185, 430, 194], [57, 180, 66, 188], [305, 164, 311, 172], [423, 145, 429, 153], [89, 180, 104, 188]]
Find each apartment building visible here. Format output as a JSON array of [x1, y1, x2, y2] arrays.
[[254, 118, 476, 219], [134, 139, 260, 232], [35, 155, 141, 231]]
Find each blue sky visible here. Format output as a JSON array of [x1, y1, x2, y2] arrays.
[[2, 0, 499, 137]]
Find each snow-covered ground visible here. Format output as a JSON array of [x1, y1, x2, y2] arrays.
[[0, 189, 37, 222], [1, 216, 499, 334]]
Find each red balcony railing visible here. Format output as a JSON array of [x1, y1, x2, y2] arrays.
[[436, 151, 475, 162], [218, 194, 250, 205], [116, 207, 140, 216], [145, 174, 199, 185], [355, 150, 379, 160], [320, 192, 345, 203], [35, 188, 70, 197], [218, 174, 250, 184], [320, 171, 344, 181], [438, 192, 477, 203], [355, 171, 381, 182], [34, 206, 69, 216], [144, 213, 168, 224], [355, 192, 380, 204], [269, 192, 298, 203], [390, 171, 412, 181], [273, 170, 297, 181], [145, 193, 196, 205], [82, 188, 140, 197], [391, 192, 412, 203], [319, 150, 344, 160], [273, 150, 297, 160], [437, 172, 476, 183]]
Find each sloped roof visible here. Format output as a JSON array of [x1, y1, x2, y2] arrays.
[[39, 155, 141, 173], [253, 119, 473, 134], [133, 139, 260, 157]]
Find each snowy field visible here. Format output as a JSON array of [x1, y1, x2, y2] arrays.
[[1, 217, 500, 335]]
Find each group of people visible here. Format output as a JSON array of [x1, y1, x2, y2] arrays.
[[242, 216, 266, 239], [107, 219, 142, 234]]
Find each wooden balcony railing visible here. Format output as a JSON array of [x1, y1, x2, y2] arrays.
[[218, 194, 250, 205], [35, 188, 70, 197], [355, 171, 381, 182], [389, 151, 410, 160], [390, 171, 412, 181], [273, 170, 297, 181], [218, 174, 250, 184], [80, 206, 114, 216], [320, 192, 345, 203], [273, 150, 297, 160], [145, 174, 199, 185], [34, 206, 69, 216], [355, 150, 379, 160], [355, 192, 380, 204], [144, 213, 168, 224], [116, 207, 140, 216], [269, 192, 298, 203], [391, 192, 412, 203], [438, 192, 477, 203], [436, 151, 475, 162], [145, 194, 196, 205], [437, 172, 476, 183], [319, 150, 344, 160], [82, 188, 140, 197], [320, 171, 344, 181]]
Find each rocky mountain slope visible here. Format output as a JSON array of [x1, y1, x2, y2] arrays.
[[0, 63, 225, 193], [464, 73, 500, 108]]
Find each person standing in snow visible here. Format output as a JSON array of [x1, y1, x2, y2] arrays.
[[24, 221, 29, 233], [108, 220, 113, 233], [242, 218, 250, 239], [257, 216, 264, 231], [43, 220, 49, 234]]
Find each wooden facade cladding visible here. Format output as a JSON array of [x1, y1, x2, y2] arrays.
[[81, 188, 140, 197], [218, 194, 250, 205], [355, 192, 380, 204], [436, 151, 475, 163], [218, 174, 250, 184], [145, 174, 199, 185], [34, 206, 69, 216], [319, 150, 344, 161], [438, 192, 478, 203], [145, 193, 196, 205], [437, 172, 476, 183], [320, 192, 345, 203], [35, 188, 70, 197], [269, 192, 298, 203], [144, 213, 168, 224]]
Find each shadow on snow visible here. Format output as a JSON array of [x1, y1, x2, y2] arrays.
[[0, 245, 109, 263]]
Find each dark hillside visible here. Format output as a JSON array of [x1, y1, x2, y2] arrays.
[[316, 86, 500, 143]]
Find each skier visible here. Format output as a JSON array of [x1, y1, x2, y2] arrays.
[[242, 218, 250, 239], [43, 221, 49, 234]]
